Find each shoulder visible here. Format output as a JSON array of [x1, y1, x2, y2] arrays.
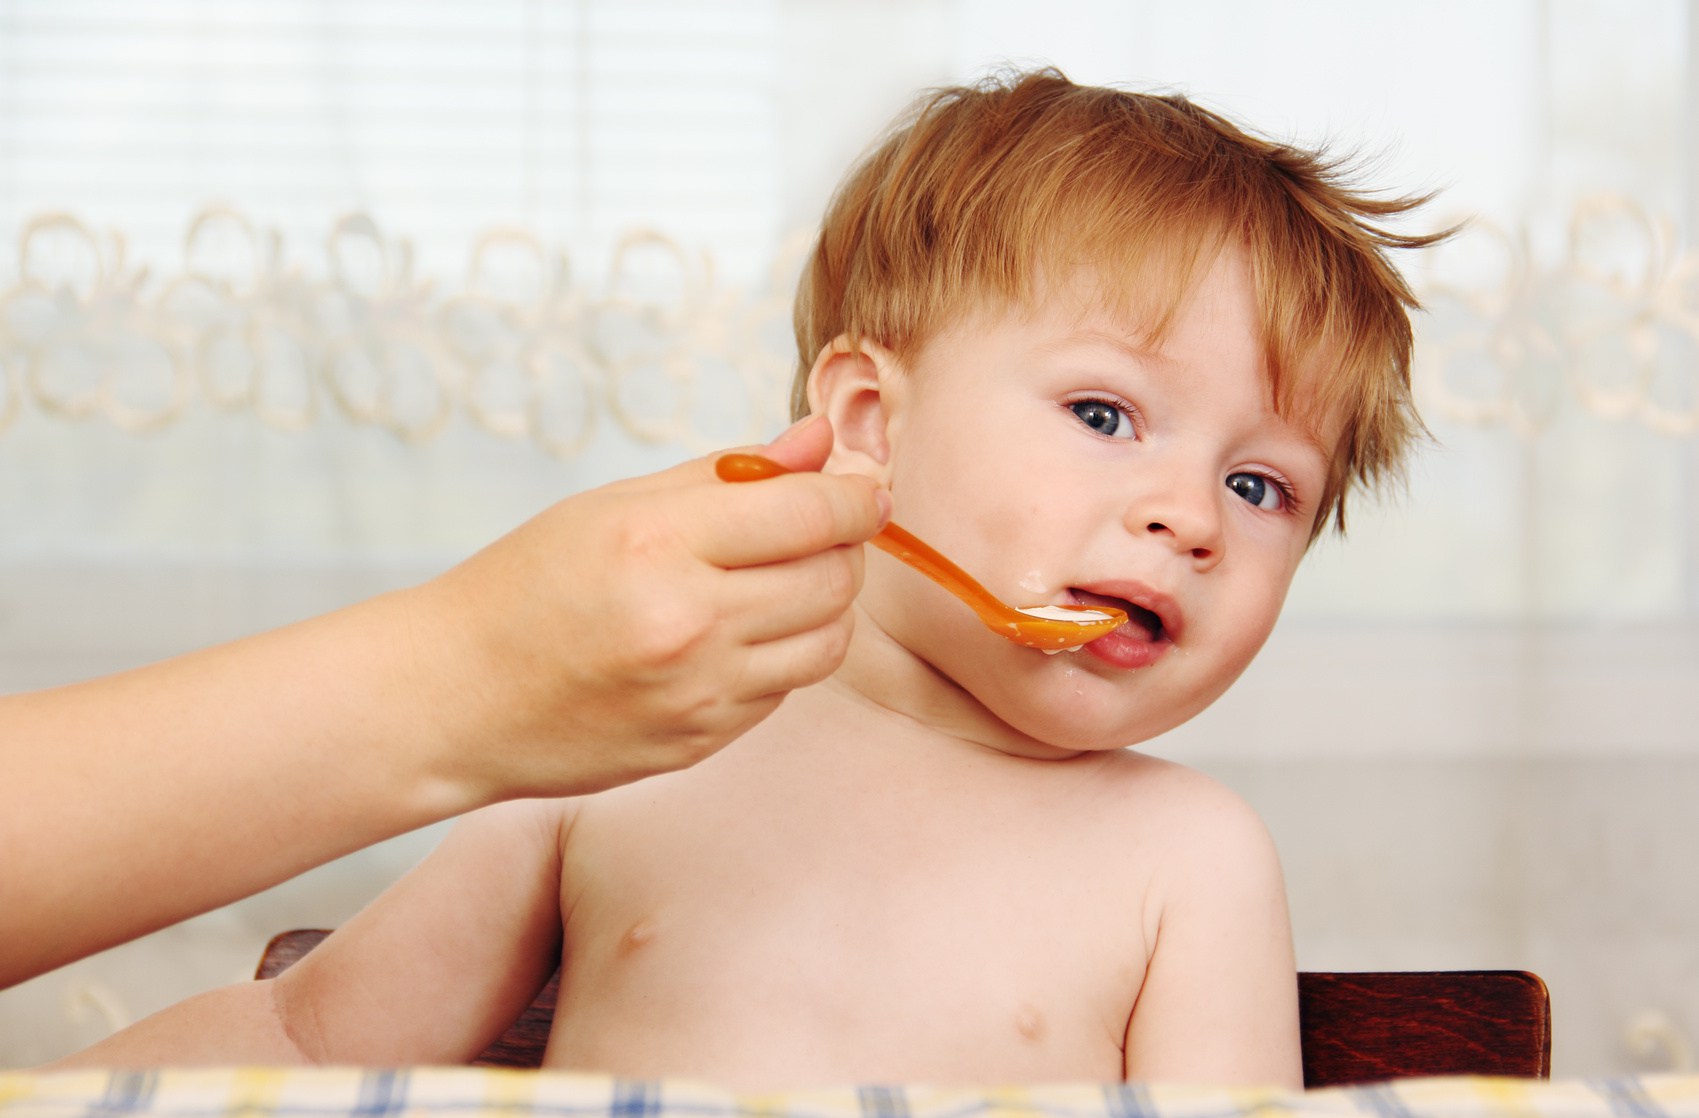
[[1088, 750, 1286, 909], [1092, 751, 1276, 846]]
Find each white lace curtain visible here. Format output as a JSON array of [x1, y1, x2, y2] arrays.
[[1, 0, 1692, 623], [1, 0, 1694, 620]]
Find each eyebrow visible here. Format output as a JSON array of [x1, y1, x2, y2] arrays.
[[1037, 328, 1152, 365]]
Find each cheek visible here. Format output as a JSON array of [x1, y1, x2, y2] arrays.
[[1215, 562, 1299, 668], [891, 384, 1057, 496], [891, 451, 1034, 561], [892, 424, 1084, 550]]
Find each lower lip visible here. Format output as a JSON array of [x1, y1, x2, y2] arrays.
[[1079, 626, 1171, 670]]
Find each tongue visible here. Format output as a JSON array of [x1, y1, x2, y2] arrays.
[[1074, 593, 1160, 641], [1121, 606, 1162, 641]]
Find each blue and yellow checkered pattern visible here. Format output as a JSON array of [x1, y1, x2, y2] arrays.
[[2, 1071, 1697, 1118]]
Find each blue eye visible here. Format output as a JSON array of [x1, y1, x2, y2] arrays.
[[1069, 399, 1134, 439], [1226, 472, 1286, 510]]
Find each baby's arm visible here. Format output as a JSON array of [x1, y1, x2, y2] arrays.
[[47, 799, 568, 1067], [1121, 773, 1301, 1088]]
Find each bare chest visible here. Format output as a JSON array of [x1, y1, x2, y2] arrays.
[[541, 760, 1150, 1087]]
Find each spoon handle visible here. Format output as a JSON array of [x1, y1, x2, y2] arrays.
[[713, 452, 1125, 650], [864, 522, 1022, 632], [713, 453, 1013, 627]]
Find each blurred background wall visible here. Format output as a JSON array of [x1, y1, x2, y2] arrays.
[[1, 0, 1695, 1076]]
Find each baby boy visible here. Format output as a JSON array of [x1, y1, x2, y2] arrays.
[[55, 69, 1439, 1088]]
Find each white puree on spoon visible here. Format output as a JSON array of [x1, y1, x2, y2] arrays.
[[1016, 605, 1116, 655]]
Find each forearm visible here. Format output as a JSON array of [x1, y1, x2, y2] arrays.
[[0, 587, 476, 989], [2, 421, 883, 989], [43, 981, 305, 1069]]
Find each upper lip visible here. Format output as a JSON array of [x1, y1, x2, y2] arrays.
[[1067, 581, 1184, 643]]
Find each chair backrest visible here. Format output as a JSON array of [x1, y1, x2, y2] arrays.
[[1297, 969, 1550, 1087], [258, 929, 1551, 1085]]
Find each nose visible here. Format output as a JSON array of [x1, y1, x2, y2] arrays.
[[1129, 481, 1224, 569]]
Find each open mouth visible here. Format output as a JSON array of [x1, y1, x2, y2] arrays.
[[1069, 589, 1170, 643]]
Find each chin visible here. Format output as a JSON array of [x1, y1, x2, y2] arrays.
[[1000, 704, 1177, 754], [965, 659, 1199, 754], [881, 603, 1213, 753]]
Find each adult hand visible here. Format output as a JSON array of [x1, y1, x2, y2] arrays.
[[409, 413, 890, 801]]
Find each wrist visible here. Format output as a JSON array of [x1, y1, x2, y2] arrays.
[[354, 580, 500, 821]]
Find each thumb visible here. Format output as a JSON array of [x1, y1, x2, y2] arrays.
[[760, 413, 833, 472]]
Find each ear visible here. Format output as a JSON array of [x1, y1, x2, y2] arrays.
[[803, 334, 904, 484]]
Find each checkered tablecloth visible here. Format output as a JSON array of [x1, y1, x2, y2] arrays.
[[2, 1071, 1696, 1118]]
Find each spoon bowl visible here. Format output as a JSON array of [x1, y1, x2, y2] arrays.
[[715, 453, 1127, 651]]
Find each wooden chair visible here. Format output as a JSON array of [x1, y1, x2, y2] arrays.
[[1295, 969, 1550, 1087], [257, 929, 1551, 1086]]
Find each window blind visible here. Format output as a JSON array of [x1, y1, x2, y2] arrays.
[[0, 0, 785, 285]]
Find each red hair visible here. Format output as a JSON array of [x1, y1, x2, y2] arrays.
[[792, 69, 1446, 537]]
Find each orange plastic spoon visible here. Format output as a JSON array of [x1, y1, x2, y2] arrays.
[[715, 453, 1127, 651]]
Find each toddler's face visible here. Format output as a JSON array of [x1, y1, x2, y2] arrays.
[[849, 250, 1334, 754]]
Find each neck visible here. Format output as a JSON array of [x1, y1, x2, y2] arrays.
[[820, 604, 1088, 763]]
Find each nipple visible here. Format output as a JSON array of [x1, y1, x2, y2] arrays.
[[619, 919, 657, 955]]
